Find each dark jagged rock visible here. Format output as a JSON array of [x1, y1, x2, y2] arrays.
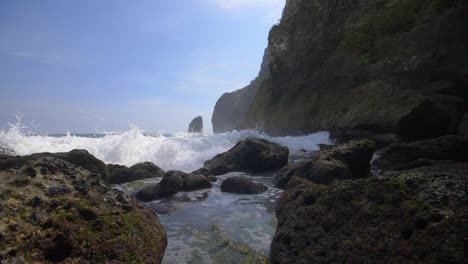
[[212, 49, 270, 133], [188, 116, 203, 133], [0, 154, 167, 263], [271, 164, 467, 264], [191, 167, 218, 182], [373, 135, 468, 171], [204, 138, 289, 175], [108, 162, 164, 184], [213, 0, 467, 136], [133, 170, 212, 202], [458, 112, 468, 136], [330, 130, 397, 149], [0, 149, 109, 185], [220, 176, 268, 194], [397, 99, 454, 141], [274, 139, 375, 189]]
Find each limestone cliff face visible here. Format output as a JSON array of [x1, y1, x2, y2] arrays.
[[211, 49, 270, 133], [213, 0, 468, 136]]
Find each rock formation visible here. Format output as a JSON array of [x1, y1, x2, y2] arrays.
[[108, 162, 164, 184], [0, 153, 167, 263], [133, 170, 212, 202], [273, 139, 375, 189], [220, 176, 268, 194], [212, 0, 468, 138], [271, 164, 467, 263], [203, 138, 289, 175], [188, 116, 203, 133], [212, 49, 270, 133]]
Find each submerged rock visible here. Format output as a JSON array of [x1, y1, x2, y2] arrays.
[[373, 135, 468, 171], [0, 154, 167, 263], [108, 162, 164, 184], [188, 116, 203, 133], [220, 176, 268, 194], [274, 139, 375, 189], [133, 170, 212, 202], [204, 138, 289, 175], [271, 163, 467, 263]]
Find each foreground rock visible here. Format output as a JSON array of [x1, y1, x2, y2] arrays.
[[0, 155, 167, 263], [134, 170, 212, 202], [204, 138, 289, 175], [373, 135, 468, 171], [108, 162, 164, 184], [188, 116, 203, 133], [220, 176, 268, 194], [0, 149, 109, 184], [271, 164, 467, 263], [274, 139, 375, 189]]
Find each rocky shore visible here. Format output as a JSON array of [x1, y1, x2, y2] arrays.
[[0, 151, 167, 263], [1, 131, 466, 263]]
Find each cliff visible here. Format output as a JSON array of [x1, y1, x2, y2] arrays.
[[212, 0, 468, 137], [211, 49, 270, 133]]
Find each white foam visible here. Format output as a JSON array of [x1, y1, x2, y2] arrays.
[[0, 122, 330, 172]]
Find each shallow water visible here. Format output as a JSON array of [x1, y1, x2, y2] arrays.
[[117, 173, 282, 264], [1, 122, 331, 263]]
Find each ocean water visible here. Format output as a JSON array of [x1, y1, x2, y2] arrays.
[[0, 122, 331, 263], [0, 123, 330, 173]]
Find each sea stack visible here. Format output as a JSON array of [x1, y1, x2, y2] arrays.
[[188, 116, 203, 133]]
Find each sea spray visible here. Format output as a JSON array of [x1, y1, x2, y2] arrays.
[[0, 123, 330, 172]]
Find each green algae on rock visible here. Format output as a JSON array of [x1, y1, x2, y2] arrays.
[[0, 154, 167, 263], [271, 163, 467, 263]]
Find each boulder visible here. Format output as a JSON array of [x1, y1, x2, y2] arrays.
[[373, 135, 468, 171], [133, 170, 212, 202], [204, 138, 289, 175], [271, 163, 467, 263], [108, 162, 164, 184], [188, 116, 203, 133], [396, 99, 452, 141], [0, 149, 109, 185], [330, 130, 397, 149], [0, 154, 167, 263], [191, 167, 217, 182], [274, 139, 375, 189], [220, 176, 268, 194], [458, 112, 468, 136]]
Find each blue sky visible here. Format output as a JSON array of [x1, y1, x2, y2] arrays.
[[0, 0, 284, 133]]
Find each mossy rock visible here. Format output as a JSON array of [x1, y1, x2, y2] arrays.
[[0, 155, 167, 263]]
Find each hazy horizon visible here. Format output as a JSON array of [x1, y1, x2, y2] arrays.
[[0, 0, 285, 134]]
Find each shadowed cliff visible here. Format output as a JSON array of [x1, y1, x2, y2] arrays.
[[212, 0, 468, 138]]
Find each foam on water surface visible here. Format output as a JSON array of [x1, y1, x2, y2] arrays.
[[0, 123, 330, 172]]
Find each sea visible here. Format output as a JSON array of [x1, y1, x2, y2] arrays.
[[0, 121, 330, 263]]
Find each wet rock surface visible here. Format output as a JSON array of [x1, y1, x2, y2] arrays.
[[221, 176, 268, 194], [133, 170, 213, 202], [204, 138, 289, 175], [0, 154, 167, 263], [0, 149, 109, 184], [373, 135, 468, 171], [188, 116, 203, 133], [271, 163, 467, 264], [274, 139, 375, 189], [108, 161, 164, 184]]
